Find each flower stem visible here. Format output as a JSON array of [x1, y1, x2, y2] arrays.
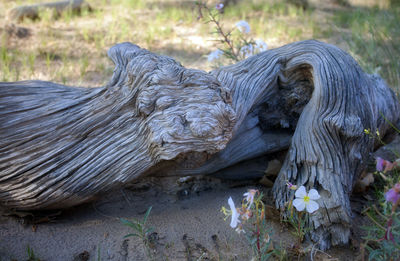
[[198, 2, 239, 61], [365, 211, 386, 231], [298, 212, 303, 246]]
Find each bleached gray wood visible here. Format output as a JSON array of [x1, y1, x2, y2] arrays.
[[210, 40, 400, 249], [0, 43, 236, 210], [0, 40, 398, 249]]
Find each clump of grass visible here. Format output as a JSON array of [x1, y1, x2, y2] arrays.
[[27, 245, 41, 261], [331, 7, 400, 91], [120, 206, 154, 260], [361, 128, 400, 260], [361, 195, 400, 260]]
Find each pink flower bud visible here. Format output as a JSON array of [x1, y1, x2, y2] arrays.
[[286, 181, 298, 190]]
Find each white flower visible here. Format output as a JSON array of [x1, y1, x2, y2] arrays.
[[243, 189, 257, 209], [207, 49, 223, 63], [292, 186, 320, 213], [239, 44, 254, 59], [228, 197, 240, 228], [215, 3, 224, 10], [235, 20, 251, 34], [254, 39, 268, 52], [235, 224, 245, 234]]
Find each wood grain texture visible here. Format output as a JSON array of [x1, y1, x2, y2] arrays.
[[0, 40, 398, 249], [0, 42, 235, 209]]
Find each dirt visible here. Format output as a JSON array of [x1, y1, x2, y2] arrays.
[[0, 176, 362, 261]]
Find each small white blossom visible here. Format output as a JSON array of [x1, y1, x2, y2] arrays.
[[207, 49, 223, 63], [254, 39, 268, 52], [228, 197, 240, 228], [215, 3, 224, 10], [235, 20, 251, 34], [235, 224, 245, 234], [292, 186, 320, 213], [239, 44, 254, 59], [243, 189, 257, 209]]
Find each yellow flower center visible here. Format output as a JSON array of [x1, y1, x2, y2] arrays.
[[304, 195, 310, 203]]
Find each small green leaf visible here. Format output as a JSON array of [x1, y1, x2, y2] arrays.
[[124, 233, 141, 239], [145, 227, 154, 234], [120, 218, 141, 231], [143, 206, 152, 225]]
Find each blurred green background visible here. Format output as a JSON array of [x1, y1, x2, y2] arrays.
[[1, 0, 399, 93]]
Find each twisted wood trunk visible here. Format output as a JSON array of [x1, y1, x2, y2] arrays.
[[0, 40, 398, 249]]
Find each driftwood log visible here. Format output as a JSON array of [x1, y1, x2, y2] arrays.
[[1, 40, 399, 249], [8, 0, 90, 21]]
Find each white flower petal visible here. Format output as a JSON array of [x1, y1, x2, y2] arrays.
[[295, 186, 307, 198], [308, 189, 320, 200], [239, 44, 254, 58], [208, 49, 223, 63], [235, 20, 251, 34], [305, 200, 319, 213], [254, 39, 268, 52], [230, 211, 240, 228], [228, 197, 235, 210], [228, 197, 240, 228], [243, 193, 250, 203], [247, 198, 254, 209], [235, 226, 245, 234], [293, 198, 305, 211]]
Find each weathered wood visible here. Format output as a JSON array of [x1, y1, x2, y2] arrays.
[[8, 0, 89, 21], [0, 43, 236, 209], [0, 40, 398, 249]]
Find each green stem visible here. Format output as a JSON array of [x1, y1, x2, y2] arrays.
[[365, 212, 386, 231], [298, 212, 303, 245]]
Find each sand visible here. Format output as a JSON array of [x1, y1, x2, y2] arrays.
[[0, 175, 361, 261]]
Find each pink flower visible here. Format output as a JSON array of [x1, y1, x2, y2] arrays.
[[286, 181, 298, 191], [243, 189, 257, 208], [376, 157, 385, 171], [385, 189, 400, 204], [376, 157, 395, 172], [385, 183, 400, 204]]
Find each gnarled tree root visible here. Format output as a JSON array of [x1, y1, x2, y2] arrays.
[[0, 40, 398, 249]]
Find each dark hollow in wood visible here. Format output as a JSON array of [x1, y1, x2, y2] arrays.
[[0, 40, 399, 249]]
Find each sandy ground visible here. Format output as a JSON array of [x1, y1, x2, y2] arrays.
[[0, 176, 360, 261], [0, 179, 268, 261]]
